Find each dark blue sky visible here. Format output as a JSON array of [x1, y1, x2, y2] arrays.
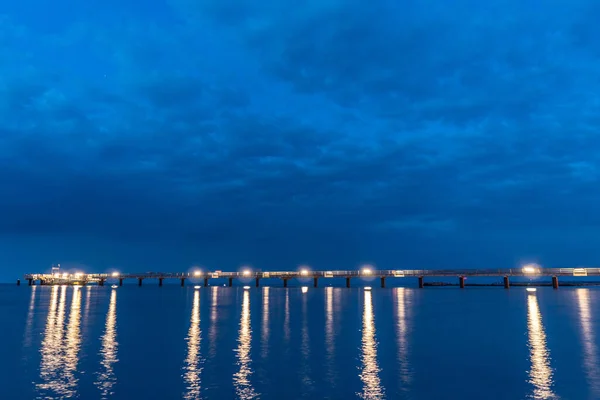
[[1, 1, 600, 279]]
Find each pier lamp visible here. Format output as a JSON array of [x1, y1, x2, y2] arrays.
[[242, 269, 252, 277], [111, 272, 120, 277], [300, 268, 309, 276], [62, 273, 69, 278], [522, 264, 539, 274], [362, 267, 373, 275], [74, 272, 83, 279], [193, 270, 202, 277]]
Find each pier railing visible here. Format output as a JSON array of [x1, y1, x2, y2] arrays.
[[21, 266, 600, 288]]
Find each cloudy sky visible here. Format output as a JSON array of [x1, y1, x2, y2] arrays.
[[1, 0, 600, 279]]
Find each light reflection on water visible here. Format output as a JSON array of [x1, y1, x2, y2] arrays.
[[23, 285, 37, 349], [182, 289, 203, 400], [576, 289, 600, 397], [20, 286, 600, 400], [233, 290, 258, 399], [395, 288, 412, 389], [96, 288, 119, 399], [359, 289, 384, 399], [526, 293, 555, 400], [261, 287, 270, 359], [37, 285, 82, 398], [325, 286, 336, 387]]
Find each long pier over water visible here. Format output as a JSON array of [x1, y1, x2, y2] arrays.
[[22, 265, 598, 288]]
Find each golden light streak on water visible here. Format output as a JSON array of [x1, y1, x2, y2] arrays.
[[395, 288, 412, 388], [96, 289, 119, 399], [183, 290, 203, 400], [261, 287, 270, 359], [233, 290, 258, 399], [526, 293, 556, 399], [359, 290, 384, 399], [37, 286, 81, 398], [576, 289, 600, 397], [63, 286, 82, 394]]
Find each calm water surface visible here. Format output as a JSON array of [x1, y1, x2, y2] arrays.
[[1, 283, 599, 399]]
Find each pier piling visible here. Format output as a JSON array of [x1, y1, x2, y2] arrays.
[[283, 278, 288, 288], [314, 277, 318, 288], [504, 276, 510, 289], [158, 278, 163, 287], [119, 278, 123, 286], [459, 276, 465, 289], [552, 276, 559, 289], [228, 277, 233, 287], [180, 278, 185, 287], [99, 279, 105, 287], [381, 277, 386, 288], [346, 277, 351, 288], [16, 279, 20, 286], [138, 278, 143, 286], [418, 276, 424, 288], [256, 277, 260, 287], [28, 278, 33, 286], [203, 277, 208, 287]]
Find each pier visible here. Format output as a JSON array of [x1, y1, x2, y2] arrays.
[[21, 265, 600, 288]]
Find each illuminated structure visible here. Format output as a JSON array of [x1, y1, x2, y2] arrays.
[[22, 266, 600, 289]]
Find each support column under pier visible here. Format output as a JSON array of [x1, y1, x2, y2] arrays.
[[504, 276, 510, 289], [381, 277, 386, 288], [313, 277, 318, 288], [99, 279, 105, 287], [256, 277, 260, 287], [138, 278, 143, 286], [552, 276, 559, 289], [28, 278, 33, 286], [346, 277, 351, 288], [159, 278, 163, 287], [283, 278, 288, 288], [17, 279, 20, 286], [228, 277, 233, 287], [418, 276, 424, 288], [204, 277, 208, 287], [181, 278, 185, 287], [119, 278, 123, 287], [459, 276, 465, 289]]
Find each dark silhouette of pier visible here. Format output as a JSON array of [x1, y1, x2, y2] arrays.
[[22, 265, 597, 289]]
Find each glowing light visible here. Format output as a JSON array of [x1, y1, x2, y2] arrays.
[[523, 264, 539, 274], [300, 269, 309, 276], [62, 273, 69, 278], [111, 272, 120, 278], [527, 288, 537, 293], [301, 286, 308, 293], [74, 273, 83, 279], [362, 268, 373, 275], [243, 286, 251, 290], [364, 287, 372, 291], [193, 271, 202, 277], [96, 288, 118, 397], [111, 285, 118, 289], [242, 270, 251, 277], [194, 285, 201, 290]]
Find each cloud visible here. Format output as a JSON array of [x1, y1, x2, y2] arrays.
[[1, 0, 600, 278]]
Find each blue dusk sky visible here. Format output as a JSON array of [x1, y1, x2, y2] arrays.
[[1, 1, 600, 279]]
